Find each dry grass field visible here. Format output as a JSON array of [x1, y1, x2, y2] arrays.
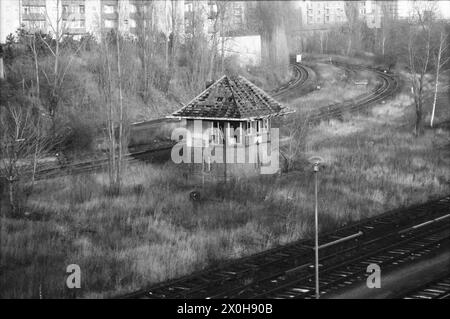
[[1, 62, 449, 298]]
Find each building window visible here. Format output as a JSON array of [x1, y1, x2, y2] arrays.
[[24, 20, 46, 31], [227, 122, 243, 145], [104, 5, 115, 14], [104, 19, 117, 28], [210, 122, 223, 145], [24, 5, 46, 15], [79, 5, 85, 14], [63, 5, 69, 14]]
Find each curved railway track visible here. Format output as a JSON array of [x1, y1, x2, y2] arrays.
[[120, 195, 450, 299], [272, 63, 312, 98], [308, 61, 400, 123], [19, 61, 398, 181], [400, 272, 450, 299], [19, 63, 312, 181]]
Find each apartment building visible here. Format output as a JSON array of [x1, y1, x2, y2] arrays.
[[183, 1, 258, 36], [296, 0, 400, 30], [0, 0, 185, 43], [298, 0, 347, 26]]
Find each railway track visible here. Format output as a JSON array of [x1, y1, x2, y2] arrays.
[[19, 63, 312, 181], [120, 195, 450, 299], [399, 272, 450, 299], [307, 61, 400, 123], [29, 144, 174, 181], [5, 61, 397, 182], [228, 219, 450, 299], [272, 63, 313, 98]]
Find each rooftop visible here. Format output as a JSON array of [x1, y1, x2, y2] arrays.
[[169, 75, 291, 121]]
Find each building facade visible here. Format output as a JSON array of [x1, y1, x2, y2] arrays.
[[296, 0, 400, 30], [0, 0, 186, 42]]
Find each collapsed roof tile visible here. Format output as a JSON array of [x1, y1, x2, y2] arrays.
[[170, 75, 291, 120]]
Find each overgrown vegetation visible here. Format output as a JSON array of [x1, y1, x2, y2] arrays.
[[1, 60, 449, 298], [1, 0, 449, 299]]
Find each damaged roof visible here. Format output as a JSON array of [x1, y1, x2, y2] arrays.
[[168, 75, 292, 121]]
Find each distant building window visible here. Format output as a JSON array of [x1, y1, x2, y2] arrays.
[[24, 20, 46, 31], [79, 5, 85, 14], [104, 5, 115, 14], [24, 5, 46, 15], [104, 19, 116, 28], [63, 5, 69, 14]]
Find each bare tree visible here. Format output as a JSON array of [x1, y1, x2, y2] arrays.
[[207, 1, 220, 82], [407, 3, 437, 136], [0, 105, 54, 214], [115, 3, 125, 191], [27, 33, 40, 99], [135, 0, 155, 101], [256, 1, 290, 77], [166, 0, 182, 92], [96, 33, 124, 193], [93, 29, 128, 193], [430, 29, 449, 127], [38, 0, 87, 136], [217, 1, 232, 75], [344, 1, 360, 56]]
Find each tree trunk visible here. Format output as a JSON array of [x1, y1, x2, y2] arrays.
[[415, 99, 424, 136], [431, 32, 444, 128], [8, 179, 15, 215], [116, 29, 124, 191], [32, 36, 40, 98], [220, 35, 225, 75], [347, 37, 352, 56], [105, 41, 116, 186], [430, 66, 440, 128], [0, 57, 4, 80]]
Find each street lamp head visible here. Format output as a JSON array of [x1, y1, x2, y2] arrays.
[[308, 156, 324, 172]]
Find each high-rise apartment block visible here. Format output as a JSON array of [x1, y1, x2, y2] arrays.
[[296, 0, 400, 29], [0, 0, 185, 42], [0, 0, 261, 43]]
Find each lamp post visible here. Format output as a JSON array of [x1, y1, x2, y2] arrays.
[[309, 156, 324, 300], [314, 162, 319, 299]]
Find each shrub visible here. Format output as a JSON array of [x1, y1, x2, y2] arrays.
[[61, 116, 95, 155]]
